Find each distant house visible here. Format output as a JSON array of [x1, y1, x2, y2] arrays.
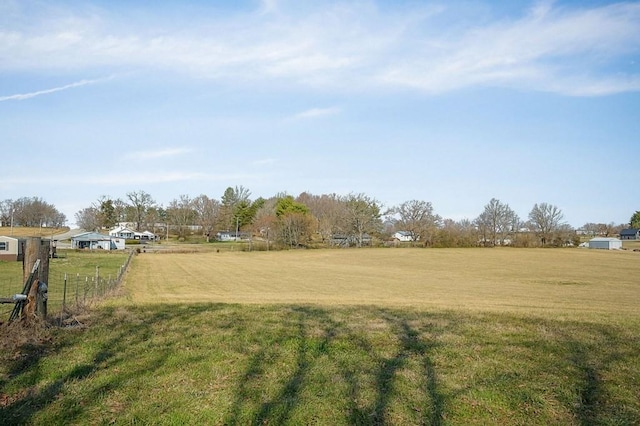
[[109, 226, 156, 241], [393, 231, 416, 242], [0, 236, 24, 261], [216, 231, 236, 242], [109, 226, 136, 240], [138, 230, 157, 241], [330, 233, 372, 247], [71, 232, 125, 250], [619, 228, 640, 240], [588, 237, 622, 250], [216, 231, 249, 242]]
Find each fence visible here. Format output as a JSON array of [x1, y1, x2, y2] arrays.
[[1, 249, 136, 323], [58, 249, 135, 311]]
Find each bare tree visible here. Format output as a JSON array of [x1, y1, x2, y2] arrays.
[[528, 203, 565, 246], [0, 199, 13, 227], [166, 194, 195, 239], [10, 197, 66, 227], [581, 222, 599, 237], [438, 218, 476, 247], [343, 193, 382, 247], [297, 192, 347, 243], [388, 199, 442, 246], [474, 198, 519, 246], [75, 207, 101, 232], [192, 194, 221, 242], [126, 190, 155, 231]]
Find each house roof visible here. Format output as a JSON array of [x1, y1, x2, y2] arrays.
[[620, 228, 639, 236], [72, 232, 112, 241], [110, 226, 135, 233], [589, 237, 622, 242]]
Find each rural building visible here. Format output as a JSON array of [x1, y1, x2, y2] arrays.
[[393, 231, 416, 242], [138, 230, 157, 241], [619, 228, 640, 240], [216, 231, 250, 241], [109, 226, 136, 240], [109, 226, 157, 241], [588, 237, 622, 250], [0, 236, 24, 261], [71, 232, 125, 250], [330, 234, 372, 247]]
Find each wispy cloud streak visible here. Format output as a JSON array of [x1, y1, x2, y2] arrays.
[[291, 107, 341, 120], [0, 1, 638, 96], [0, 78, 102, 101], [1, 171, 257, 186]]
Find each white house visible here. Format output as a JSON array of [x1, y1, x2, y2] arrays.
[[0, 236, 23, 261], [588, 237, 622, 250], [216, 231, 250, 241], [71, 232, 125, 250], [109, 226, 136, 240], [393, 231, 416, 242], [109, 226, 156, 241], [138, 230, 157, 241]]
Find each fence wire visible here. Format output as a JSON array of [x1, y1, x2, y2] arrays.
[[2, 250, 136, 323]]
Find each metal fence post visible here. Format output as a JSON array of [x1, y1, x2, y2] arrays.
[[63, 273, 67, 311]]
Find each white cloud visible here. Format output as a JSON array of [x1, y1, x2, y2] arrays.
[[1, 170, 257, 186], [0, 1, 638, 96], [0, 78, 102, 101], [291, 107, 341, 120], [259, 0, 279, 15], [378, 2, 640, 95]]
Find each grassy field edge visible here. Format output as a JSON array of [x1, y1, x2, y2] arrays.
[[1, 302, 639, 425]]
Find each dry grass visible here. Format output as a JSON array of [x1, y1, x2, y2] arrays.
[[120, 248, 640, 319], [0, 227, 68, 238]]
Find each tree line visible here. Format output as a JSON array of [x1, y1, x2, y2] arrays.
[[0, 197, 66, 228], [2, 190, 636, 248]]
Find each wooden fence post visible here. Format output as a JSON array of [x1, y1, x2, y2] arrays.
[[22, 237, 40, 285], [22, 237, 50, 320]]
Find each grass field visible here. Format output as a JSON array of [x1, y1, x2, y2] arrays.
[[123, 248, 640, 319], [0, 227, 69, 237], [1, 247, 640, 425], [0, 250, 131, 315]]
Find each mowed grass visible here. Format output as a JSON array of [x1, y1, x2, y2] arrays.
[[1, 248, 640, 425], [124, 248, 640, 318]]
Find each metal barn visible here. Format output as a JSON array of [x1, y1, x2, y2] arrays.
[[588, 237, 622, 250]]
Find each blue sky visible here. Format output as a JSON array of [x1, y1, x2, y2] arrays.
[[1, 0, 638, 228]]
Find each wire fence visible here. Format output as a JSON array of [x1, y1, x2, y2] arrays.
[[1, 249, 136, 324]]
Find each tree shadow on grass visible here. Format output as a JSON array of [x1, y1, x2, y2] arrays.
[[558, 322, 640, 426], [225, 305, 338, 425], [224, 305, 447, 426], [3, 304, 637, 425], [372, 309, 445, 426], [0, 304, 225, 425]]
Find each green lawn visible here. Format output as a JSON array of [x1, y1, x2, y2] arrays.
[[0, 250, 131, 314]]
